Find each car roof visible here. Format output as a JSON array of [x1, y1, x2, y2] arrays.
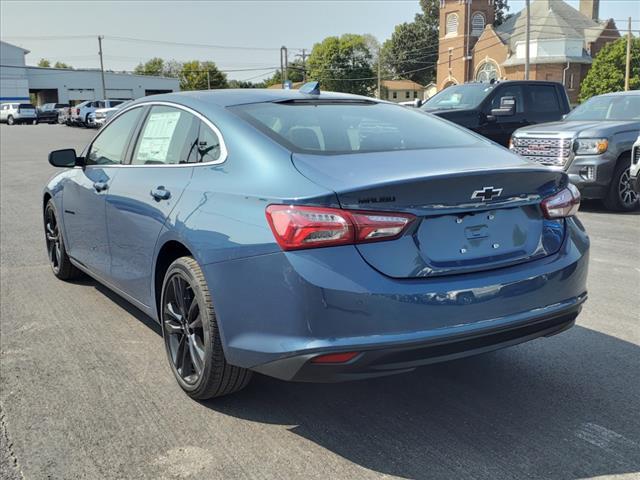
[[130, 88, 375, 108], [595, 90, 640, 97]]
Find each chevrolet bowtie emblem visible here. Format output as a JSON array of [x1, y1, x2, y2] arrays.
[[471, 186, 503, 201]]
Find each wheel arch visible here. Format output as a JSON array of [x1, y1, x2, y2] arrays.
[[153, 239, 194, 322]]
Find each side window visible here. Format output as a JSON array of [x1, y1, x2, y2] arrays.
[[489, 86, 525, 113], [197, 121, 222, 163], [86, 108, 143, 165], [96, 101, 105, 108], [529, 86, 560, 113], [131, 106, 198, 165]]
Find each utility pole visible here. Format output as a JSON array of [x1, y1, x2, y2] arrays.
[[207, 70, 211, 90], [295, 49, 308, 82], [98, 35, 107, 99], [624, 16, 632, 91], [377, 47, 381, 99], [280, 46, 288, 88], [524, 0, 530, 80]]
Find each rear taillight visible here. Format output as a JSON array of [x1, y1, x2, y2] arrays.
[[75, 108, 80, 115], [265, 205, 415, 251], [541, 184, 581, 219]]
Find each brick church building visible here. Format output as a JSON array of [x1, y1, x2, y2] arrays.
[[436, 0, 620, 103]]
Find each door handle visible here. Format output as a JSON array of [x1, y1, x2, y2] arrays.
[[93, 181, 108, 192], [151, 186, 171, 201]]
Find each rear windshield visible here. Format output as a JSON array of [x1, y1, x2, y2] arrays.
[[231, 101, 482, 155], [19, 104, 35, 109]]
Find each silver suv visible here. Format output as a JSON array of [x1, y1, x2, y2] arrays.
[[70, 100, 125, 127], [511, 91, 640, 211], [0, 102, 38, 125]]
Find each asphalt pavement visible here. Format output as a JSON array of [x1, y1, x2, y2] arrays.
[[1, 123, 639, 480]]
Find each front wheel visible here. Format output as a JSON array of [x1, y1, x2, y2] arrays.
[[44, 200, 81, 280], [161, 257, 251, 399], [603, 159, 639, 211], [7, 115, 14, 125]]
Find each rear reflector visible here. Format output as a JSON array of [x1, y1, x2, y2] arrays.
[[541, 184, 581, 219], [311, 352, 360, 364], [265, 205, 414, 251]]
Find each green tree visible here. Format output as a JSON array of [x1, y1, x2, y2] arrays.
[[37, 58, 51, 67], [228, 79, 256, 88], [264, 59, 306, 87], [580, 37, 640, 102], [180, 60, 228, 91], [53, 61, 72, 69], [134, 57, 165, 76], [493, 0, 510, 26], [307, 34, 375, 95]]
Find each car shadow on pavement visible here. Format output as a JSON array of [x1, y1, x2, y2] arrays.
[[580, 199, 640, 215], [204, 327, 640, 480]]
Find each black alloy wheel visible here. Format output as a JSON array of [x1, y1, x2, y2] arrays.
[[163, 272, 206, 385], [44, 200, 80, 280], [44, 204, 62, 275], [161, 257, 251, 399]]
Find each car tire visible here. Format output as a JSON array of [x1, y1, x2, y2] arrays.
[[603, 157, 639, 212], [44, 199, 82, 280], [7, 115, 14, 125], [161, 256, 252, 399]]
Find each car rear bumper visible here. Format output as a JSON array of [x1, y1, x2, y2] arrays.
[[202, 217, 589, 382]]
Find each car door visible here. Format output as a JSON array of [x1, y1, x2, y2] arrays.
[[105, 104, 199, 307], [479, 85, 527, 146], [526, 84, 564, 125], [61, 107, 144, 276]]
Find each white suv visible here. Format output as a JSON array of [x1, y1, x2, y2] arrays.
[[631, 134, 640, 195], [70, 100, 125, 127], [0, 103, 38, 125]]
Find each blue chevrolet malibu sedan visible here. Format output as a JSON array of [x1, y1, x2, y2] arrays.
[[43, 86, 589, 399]]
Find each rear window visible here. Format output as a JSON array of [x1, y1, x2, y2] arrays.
[[231, 101, 482, 155], [19, 104, 35, 109]]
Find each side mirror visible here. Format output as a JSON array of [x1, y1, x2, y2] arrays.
[[414, 98, 423, 108], [49, 149, 81, 168], [491, 95, 516, 117]]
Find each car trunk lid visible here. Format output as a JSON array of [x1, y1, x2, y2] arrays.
[[292, 146, 567, 278]]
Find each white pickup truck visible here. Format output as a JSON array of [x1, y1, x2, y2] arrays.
[[70, 100, 125, 127]]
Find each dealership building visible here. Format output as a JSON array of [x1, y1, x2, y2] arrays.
[[1, 40, 179, 105]]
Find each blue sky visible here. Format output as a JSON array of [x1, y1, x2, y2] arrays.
[[1, 0, 638, 81]]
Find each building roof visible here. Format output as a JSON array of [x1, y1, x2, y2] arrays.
[[0, 40, 30, 54], [495, 0, 612, 62], [380, 79, 425, 90]]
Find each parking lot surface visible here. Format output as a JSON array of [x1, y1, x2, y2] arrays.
[[1, 124, 639, 480]]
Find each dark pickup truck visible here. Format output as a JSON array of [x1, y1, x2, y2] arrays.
[[37, 103, 69, 124], [420, 80, 570, 147]]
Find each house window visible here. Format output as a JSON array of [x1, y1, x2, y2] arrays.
[[471, 13, 485, 36], [475, 61, 499, 82], [405, 91, 410, 99], [414, 91, 418, 99], [393, 91, 397, 99], [446, 13, 458, 36]]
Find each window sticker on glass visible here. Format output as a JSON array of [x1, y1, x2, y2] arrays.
[[136, 111, 181, 163]]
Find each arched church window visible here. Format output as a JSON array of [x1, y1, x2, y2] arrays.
[[476, 61, 499, 82], [446, 13, 459, 36], [471, 12, 486, 36]]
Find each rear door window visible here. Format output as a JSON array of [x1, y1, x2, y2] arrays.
[[131, 106, 198, 165], [196, 121, 223, 163], [528, 85, 560, 113], [86, 107, 143, 165]]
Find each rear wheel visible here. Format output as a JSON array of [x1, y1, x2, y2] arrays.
[[604, 159, 639, 211], [7, 115, 14, 125], [44, 200, 81, 280], [161, 257, 251, 399]]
